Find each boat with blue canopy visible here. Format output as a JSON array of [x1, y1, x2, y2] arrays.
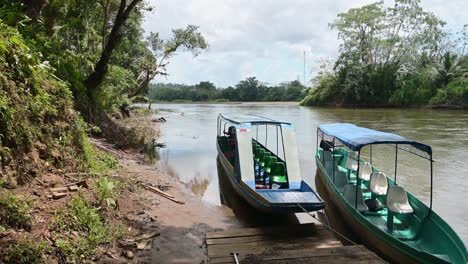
[[315, 123, 467, 264], [216, 114, 325, 213]]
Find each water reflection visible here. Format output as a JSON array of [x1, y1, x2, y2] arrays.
[[152, 103, 468, 243]]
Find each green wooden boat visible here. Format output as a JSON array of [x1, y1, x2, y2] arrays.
[[315, 123, 467, 264]]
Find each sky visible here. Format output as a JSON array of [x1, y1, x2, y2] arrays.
[[142, 0, 467, 87]]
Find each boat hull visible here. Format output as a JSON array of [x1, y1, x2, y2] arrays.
[[216, 143, 323, 213], [314, 155, 463, 264]]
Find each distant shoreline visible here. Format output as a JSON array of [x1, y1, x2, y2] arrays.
[[151, 100, 301, 106]]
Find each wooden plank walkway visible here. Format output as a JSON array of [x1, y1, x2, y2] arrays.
[[206, 223, 386, 263]]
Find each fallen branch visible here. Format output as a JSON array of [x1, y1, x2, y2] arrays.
[[147, 185, 174, 198], [143, 184, 184, 204], [89, 138, 126, 158]]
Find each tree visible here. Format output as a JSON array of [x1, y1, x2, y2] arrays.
[[84, 0, 143, 100], [132, 25, 208, 97], [237, 77, 260, 101], [432, 52, 467, 87]]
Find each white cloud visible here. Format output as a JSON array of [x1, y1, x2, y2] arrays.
[[143, 0, 467, 87]]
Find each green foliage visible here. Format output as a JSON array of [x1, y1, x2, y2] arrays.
[[54, 195, 123, 262], [390, 71, 435, 106], [95, 177, 117, 208], [0, 191, 32, 231], [74, 118, 119, 173], [148, 79, 305, 102], [96, 65, 136, 111], [301, 74, 338, 106], [0, 21, 90, 180], [302, 0, 466, 108], [0, 239, 46, 264], [430, 77, 468, 106]]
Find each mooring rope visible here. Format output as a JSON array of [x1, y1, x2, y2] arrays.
[[296, 204, 383, 259]]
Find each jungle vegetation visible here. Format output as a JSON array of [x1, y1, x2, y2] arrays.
[[301, 0, 468, 107], [148, 78, 306, 102]]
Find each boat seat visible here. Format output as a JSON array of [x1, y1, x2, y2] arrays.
[[270, 162, 287, 187], [255, 149, 265, 162], [259, 152, 271, 167], [370, 172, 388, 196], [345, 151, 359, 171], [343, 184, 368, 213], [387, 186, 413, 214], [358, 161, 372, 181], [264, 156, 277, 173]]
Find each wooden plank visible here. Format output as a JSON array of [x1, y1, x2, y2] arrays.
[[206, 223, 327, 239], [208, 245, 384, 264], [206, 226, 333, 245], [207, 236, 342, 257]]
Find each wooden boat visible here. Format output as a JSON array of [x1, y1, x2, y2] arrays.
[[315, 123, 468, 264], [216, 114, 324, 213]]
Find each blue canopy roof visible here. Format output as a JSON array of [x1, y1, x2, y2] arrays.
[[220, 114, 291, 125], [318, 123, 432, 155]]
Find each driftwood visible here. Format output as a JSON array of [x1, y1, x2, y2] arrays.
[[89, 138, 125, 158], [150, 117, 166, 123], [143, 184, 184, 204]]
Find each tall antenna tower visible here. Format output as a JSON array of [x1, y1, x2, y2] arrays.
[[303, 51, 306, 86]]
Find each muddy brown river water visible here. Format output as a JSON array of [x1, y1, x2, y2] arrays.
[[152, 103, 468, 244]]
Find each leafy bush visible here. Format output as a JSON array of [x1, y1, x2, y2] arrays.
[[0, 191, 32, 230], [96, 65, 136, 112], [301, 74, 338, 106], [96, 177, 117, 208], [430, 77, 468, 107], [54, 196, 123, 262], [389, 71, 435, 106], [0, 239, 46, 264], [0, 21, 90, 181]]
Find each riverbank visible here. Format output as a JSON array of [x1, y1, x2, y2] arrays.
[[106, 110, 242, 263]]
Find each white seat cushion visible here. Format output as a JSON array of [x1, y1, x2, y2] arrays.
[[387, 186, 414, 214], [345, 151, 358, 171], [358, 161, 372, 181], [370, 172, 388, 195]]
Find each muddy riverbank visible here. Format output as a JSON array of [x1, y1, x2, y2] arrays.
[[111, 112, 242, 263]]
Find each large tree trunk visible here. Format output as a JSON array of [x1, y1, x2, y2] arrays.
[[84, 0, 142, 98]]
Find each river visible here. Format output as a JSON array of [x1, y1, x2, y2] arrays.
[[152, 102, 468, 244]]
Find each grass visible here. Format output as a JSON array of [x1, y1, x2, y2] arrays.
[[0, 239, 46, 264], [0, 191, 32, 231], [53, 195, 123, 262]]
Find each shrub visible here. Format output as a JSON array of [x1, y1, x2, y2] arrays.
[[54, 196, 123, 262], [429, 77, 468, 107], [0, 191, 32, 230], [0, 239, 46, 264], [95, 177, 117, 208]]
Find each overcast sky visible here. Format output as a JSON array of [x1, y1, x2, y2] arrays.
[[142, 0, 467, 87]]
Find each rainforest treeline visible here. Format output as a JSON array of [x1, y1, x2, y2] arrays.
[[148, 78, 306, 102]]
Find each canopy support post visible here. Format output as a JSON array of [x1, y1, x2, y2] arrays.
[[276, 125, 279, 155], [355, 151, 361, 210], [332, 138, 336, 183], [430, 156, 433, 211], [256, 125, 258, 141], [394, 144, 398, 184]]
